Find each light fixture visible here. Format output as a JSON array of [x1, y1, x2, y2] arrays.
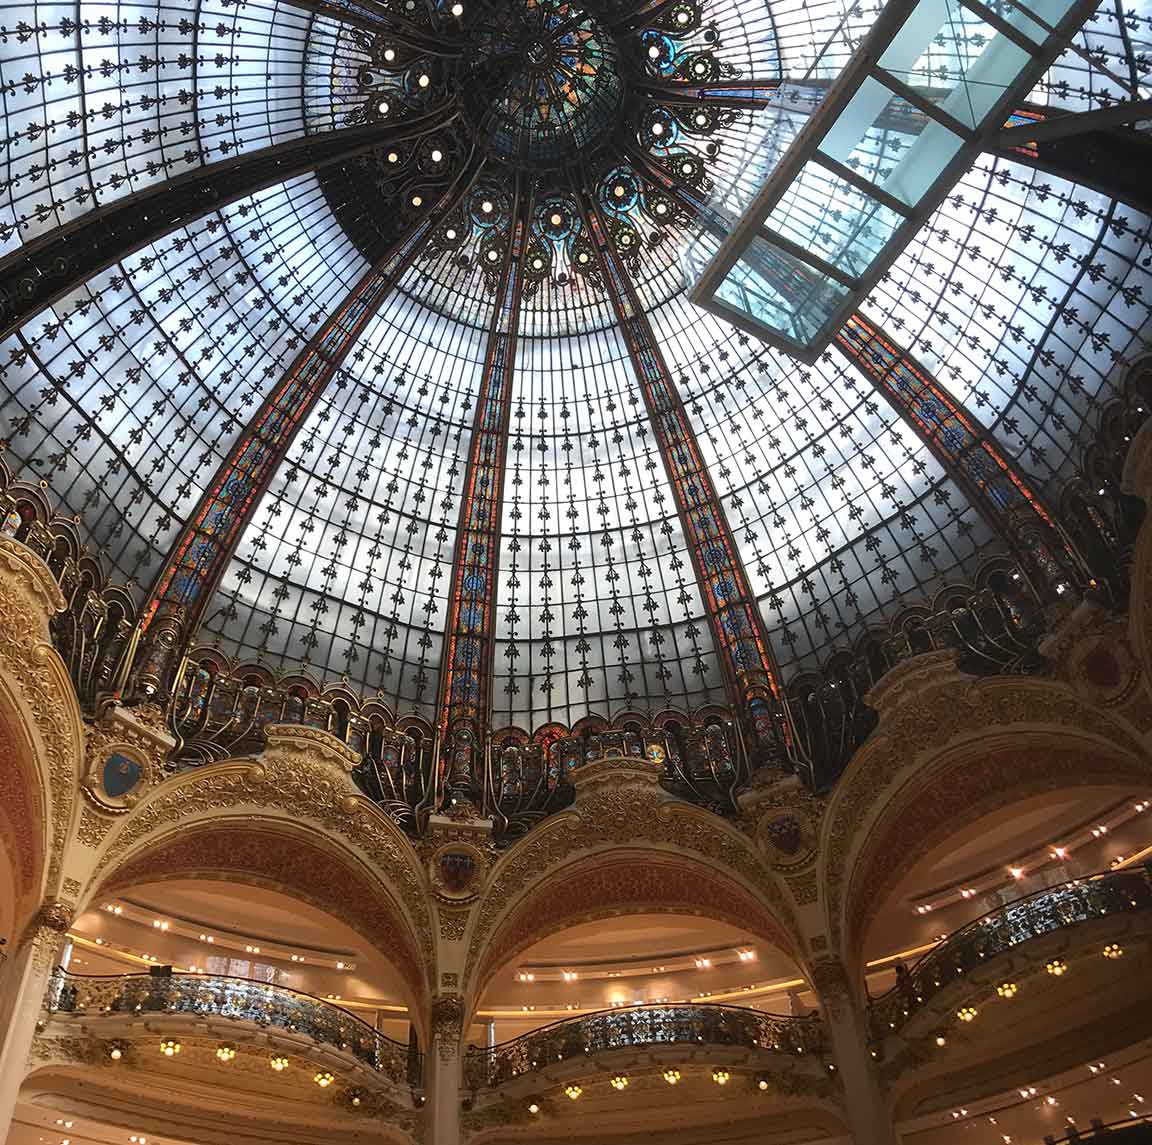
[[314, 1071, 335, 1088], [527, 1102, 540, 1114], [1045, 959, 1067, 976], [712, 1068, 730, 1085], [377, 101, 389, 115], [431, 149, 443, 163], [562, 970, 578, 982], [694, 957, 711, 969], [215, 1043, 237, 1063], [159, 1038, 181, 1056], [418, 73, 430, 87], [1103, 943, 1124, 959], [610, 1074, 629, 1090], [757, 1077, 769, 1090], [935, 1035, 947, 1047], [108, 1042, 125, 1060], [996, 982, 1018, 998], [348, 1089, 365, 1107], [451, 2, 463, 13], [270, 1055, 290, 1071], [956, 1006, 978, 1022], [564, 1084, 582, 1100], [663, 1068, 681, 1085], [737, 949, 756, 962]]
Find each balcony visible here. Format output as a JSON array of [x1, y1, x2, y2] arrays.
[[44, 970, 420, 1089], [464, 1003, 825, 1091], [868, 867, 1152, 1043]]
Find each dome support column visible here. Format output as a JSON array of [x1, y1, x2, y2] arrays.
[[574, 184, 790, 765], [125, 154, 483, 706], [836, 314, 1092, 601], [435, 180, 531, 804], [0, 902, 72, 1141], [810, 958, 900, 1145], [0, 106, 459, 343]]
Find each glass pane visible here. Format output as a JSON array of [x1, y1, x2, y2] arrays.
[[821, 76, 965, 205], [714, 234, 850, 345], [879, 0, 1032, 127], [979, 0, 1083, 42], [767, 159, 905, 277]]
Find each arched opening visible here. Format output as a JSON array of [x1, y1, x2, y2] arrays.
[[94, 821, 428, 1027]]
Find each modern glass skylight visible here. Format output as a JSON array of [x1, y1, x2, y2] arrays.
[[689, 0, 1105, 360]]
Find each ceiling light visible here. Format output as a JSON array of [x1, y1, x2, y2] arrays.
[[314, 1071, 335, 1088], [663, 1068, 681, 1085], [996, 982, 1017, 998], [564, 1084, 582, 1100], [216, 1043, 237, 1062], [270, 1055, 289, 1071], [610, 1074, 629, 1089], [956, 1006, 977, 1022], [712, 1068, 730, 1085], [1045, 959, 1067, 976], [648, 44, 660, 58], [528, 1102, 540, 1114], [159, 1038, 181, 1056], [411, 195, 423, 207], [418, 74, 430, 87], [935, 1035, 947, 1047], [384, 48, 395, 61], [431, 149, 442, 162], [1103, 943, 1124, 959], [378, 101, 390, 114], [451, 2, 463, 13]]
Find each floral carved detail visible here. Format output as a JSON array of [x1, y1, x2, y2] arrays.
[[438, 907, 469, 942], [95, 732, 430, 956], [431, 992, 464, 1061], [0, 719, 40, 891], [78, 806, 114, 849], [0, 538, 80, 889], [467, 782, 798, 983]]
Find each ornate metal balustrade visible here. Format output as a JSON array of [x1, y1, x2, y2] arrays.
[[789, 563, 1047, 789], [44, 970, 418, 1086], [868, 867, 1152, 1042], [463, 1003, 825, 1090]]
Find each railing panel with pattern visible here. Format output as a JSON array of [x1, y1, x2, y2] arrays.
[[869, 867, 1152, 1040], [464, 1003, 824, 1090], [44, 970, 418, 1085]]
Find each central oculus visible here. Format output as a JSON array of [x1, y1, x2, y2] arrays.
[[459, 0, 623, 168]]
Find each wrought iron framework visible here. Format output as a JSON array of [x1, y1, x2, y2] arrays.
[[575, 185, 789, 762], [0, 109, 457, 342], [45, 969, 418, 1084], [463, 1002, 825, 1089], [437, 181, 532, 800], [131, 155, 484, 702], [868, 866, 1152, 1042], [836, 315, 1090, 600]]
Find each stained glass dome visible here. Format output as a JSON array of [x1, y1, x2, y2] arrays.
[[0, 0, 1149, 766]]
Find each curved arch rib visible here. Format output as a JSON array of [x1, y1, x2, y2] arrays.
[[573, 182, 788, 763], [127, 151, 486, 703], [0, 107, 458, 343]]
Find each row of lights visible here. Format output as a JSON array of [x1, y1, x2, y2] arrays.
[[515, 948, 755, 984], [532, 1067, 774, 1112], [911, 800, 1150, 915], [98, 903, 354, 971], [946, 944, 1125, 1034], [109, 1038, 342, 1090]]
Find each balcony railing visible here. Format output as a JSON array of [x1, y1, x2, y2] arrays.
[[44, 970, 419, 1086], [463, 1003, 825, 1090], [869, 866, 1152, 1041]]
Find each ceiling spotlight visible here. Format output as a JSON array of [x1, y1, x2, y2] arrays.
[[411, 195, 423, 207], [481, 200, 494, 213], [564, 1084, 582, 1100], [610, 1074, 629, 1090], [451, 2, 463, 13], [445, 228, 457, 240], [648, 44, 660, 59], [528, 1102, 540, 1114], [1045, 959, 1067, 976], [1103, 943, 1124, 959], [108, 1043, 125, 1061], [418, 73, 430, 87], [384, 48, 396, 61], [159, 1038, 181, 1057], [387, 151, 399, 163], [215, 1043, 237, 1062], [550, 212, 563, 226], [377, 101, 389, 114], [348, 1089, 365, 1108], [757, 1077, 769, 1090], [663, 1068, 681, 1085], [270, 1055, 290, 1072], [955, 1006, 977, 1022], [935, 1035, 947, 1047], [314, 1071, 335, 1088], [712, 1068, 730, 1085], [651, 121, 664, 135], [996, 982, 1017, 998]]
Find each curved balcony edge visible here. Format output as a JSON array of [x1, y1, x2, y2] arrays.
[[463, 1002, 825, 1091], [43, 969, 422, 1090]]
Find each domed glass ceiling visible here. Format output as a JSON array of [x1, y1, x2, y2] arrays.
[[1, 0, 1150, 735]]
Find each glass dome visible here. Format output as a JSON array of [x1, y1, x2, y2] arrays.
[[0, 0, 1149, 739]]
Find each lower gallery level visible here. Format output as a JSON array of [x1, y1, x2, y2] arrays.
[[0, 401, 1150, 1143]]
